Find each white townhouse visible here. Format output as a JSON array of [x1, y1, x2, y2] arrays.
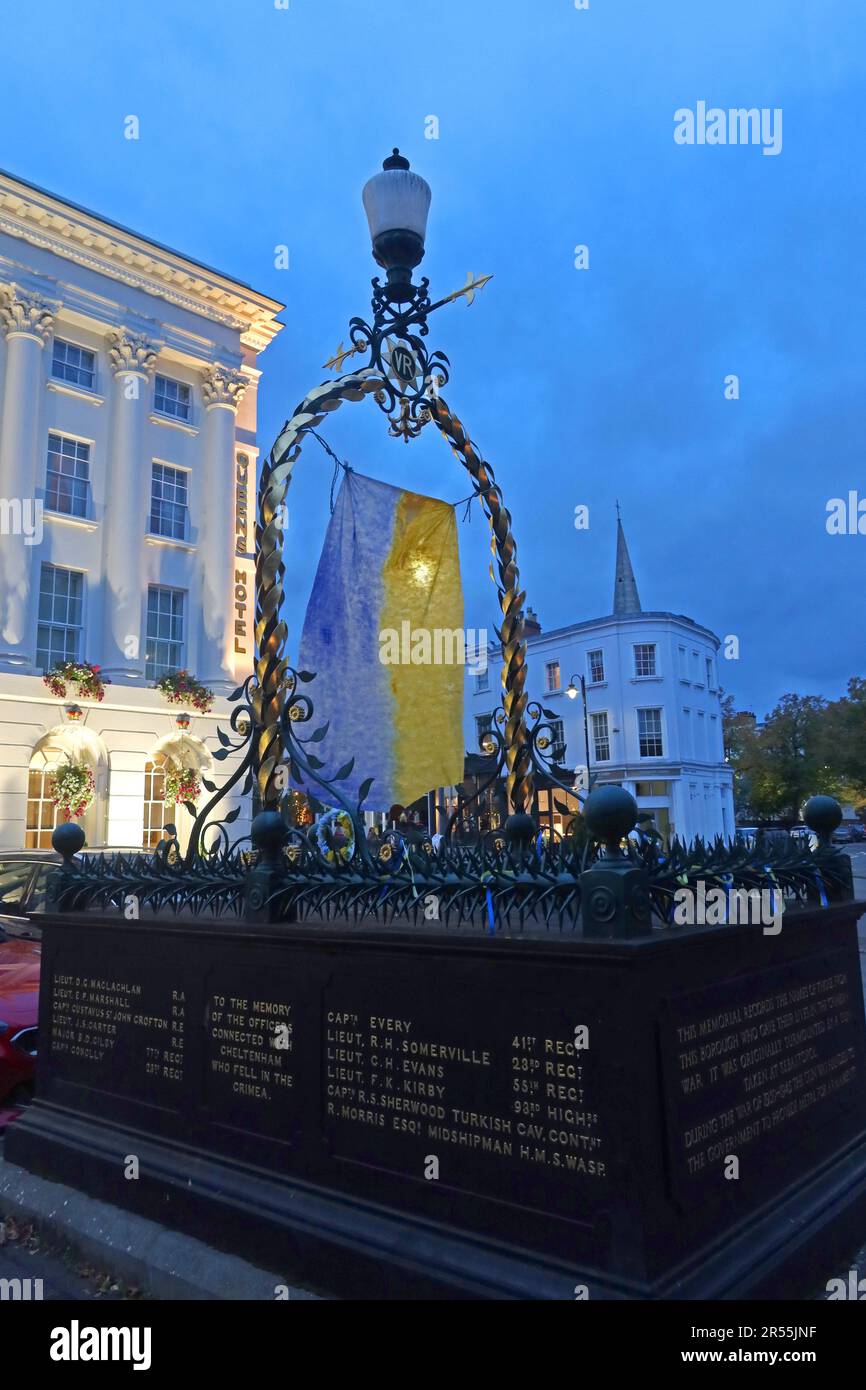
[[0, 168, 283, 850], [467, 519, 735, 845]]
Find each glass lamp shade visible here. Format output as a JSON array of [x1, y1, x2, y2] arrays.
[[362, 150, 431, 283]]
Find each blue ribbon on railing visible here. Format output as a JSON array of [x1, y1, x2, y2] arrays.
[[722, 873, 732, 923], [814, 868, 829, 908], [764, 864, 778, 918], [486, 886, 495, 934]]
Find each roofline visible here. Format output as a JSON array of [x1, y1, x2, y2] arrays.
[[524, 611, 721, 648], [0, 165, 285, 315]]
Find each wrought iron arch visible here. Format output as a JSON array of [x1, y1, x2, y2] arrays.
[[251, 369, 533, 819]]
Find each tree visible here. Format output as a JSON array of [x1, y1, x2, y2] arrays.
[[724, 683, 866, 821]]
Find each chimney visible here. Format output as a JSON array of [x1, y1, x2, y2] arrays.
[[523, 605, 541, 637]]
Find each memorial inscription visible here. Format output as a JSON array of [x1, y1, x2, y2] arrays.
[[322, 975, 609, 1208], [201, 967, 301, 1144], [50, 964, 187, 1102], [661, 948, 865, 1204]]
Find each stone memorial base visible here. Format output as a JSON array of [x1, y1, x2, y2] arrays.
[[7, 905, 866, 1299]]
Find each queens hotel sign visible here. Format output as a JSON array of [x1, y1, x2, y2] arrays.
[[234, 453, 253, 658]]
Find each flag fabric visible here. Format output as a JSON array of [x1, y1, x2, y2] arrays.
[[295, 471, 465, 812]]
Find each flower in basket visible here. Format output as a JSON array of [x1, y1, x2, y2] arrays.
[[154, 670, 214, 714], [48, 759, 96, 820], [164, 765, 201, 806], [43, 661, 107, 702]]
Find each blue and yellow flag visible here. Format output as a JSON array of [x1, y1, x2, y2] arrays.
[[296, 472, 465, 811]]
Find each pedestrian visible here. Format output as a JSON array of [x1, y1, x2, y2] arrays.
[[155, 821, 180, 866]]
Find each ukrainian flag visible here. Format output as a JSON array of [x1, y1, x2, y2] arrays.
[[296, 471, 465, 811]]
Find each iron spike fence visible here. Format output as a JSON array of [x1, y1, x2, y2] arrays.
[[47, 764, 855, 936]]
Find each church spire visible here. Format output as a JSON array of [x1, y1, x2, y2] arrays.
[[613, 508, 642, 616]]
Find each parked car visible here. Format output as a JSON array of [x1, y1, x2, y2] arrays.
[[735, 825, 760, 847], [0, 934, 39, 1110], [0, 846, 145, 1122], [832, 824, 862, 845]]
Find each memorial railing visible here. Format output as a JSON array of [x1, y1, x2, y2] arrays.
[[46, 785, 855, 937]]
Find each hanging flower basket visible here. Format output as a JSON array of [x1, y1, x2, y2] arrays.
[[43, 661, 107, 702], [154, 670, 214, 714], [164, 765, 201, 806], [48, 759, 95, 820]]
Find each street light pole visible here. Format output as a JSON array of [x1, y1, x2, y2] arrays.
[[566, 672, 592, 793]]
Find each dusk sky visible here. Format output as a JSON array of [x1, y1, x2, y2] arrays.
[[3, 0, 863, 719]]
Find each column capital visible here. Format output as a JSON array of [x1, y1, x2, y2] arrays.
[[107, 329, 159, 380], [202, 364, 248, 411], [0, 288, 55, 344]]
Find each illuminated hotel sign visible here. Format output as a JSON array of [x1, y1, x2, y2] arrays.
[[234, 453, 251, 657]]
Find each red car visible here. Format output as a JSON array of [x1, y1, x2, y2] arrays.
[[0, 848, 143, 1124], [0, 854, 53, 1122], [0, 935, 40, 1119]]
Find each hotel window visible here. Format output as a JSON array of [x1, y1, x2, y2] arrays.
[[678, 644, 688, 679], [52, 338, 96, 391], [46, 434, 90, 518], [587, 649, 605, 684], [154, 374, 191, 421], [697, 711, 706, 759], [705, 655, 715, 690], [683, 707, 692, 757], [545, 660, 561, 692], [637, 707, 664, 758], [150, 463, 189, 540], [634, 643, 657, 678], [142, 759, 167, 848], [145, 586, 185, 679], [36, 564, 83, 671], [474, 670, 489, 693], [591, 711, 610, 762]]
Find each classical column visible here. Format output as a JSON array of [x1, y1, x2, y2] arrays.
[[200, 365, 248, 690], [0, 290, 55, 666], [101, 330, 159, 680]]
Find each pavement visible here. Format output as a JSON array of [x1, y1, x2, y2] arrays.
[[0, 1190, 135, 1300]]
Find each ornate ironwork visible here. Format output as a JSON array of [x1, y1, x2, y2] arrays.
[[348, 278, 449, 441], [48, 819, 853, 933], [253, 369, 384, 809], [431, 397, 532, 816]]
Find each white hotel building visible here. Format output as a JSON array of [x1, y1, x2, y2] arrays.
[[467, 520, 735, 845], [0, 169, 282, 850]]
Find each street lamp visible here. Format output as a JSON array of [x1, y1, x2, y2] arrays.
[[361, 149, 432, 298], [566, 673, 592, 794]]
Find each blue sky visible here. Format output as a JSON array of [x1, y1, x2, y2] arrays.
[[3, 0, 864, 717]]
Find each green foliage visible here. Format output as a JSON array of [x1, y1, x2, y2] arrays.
[[724, 681, 866, 820]]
